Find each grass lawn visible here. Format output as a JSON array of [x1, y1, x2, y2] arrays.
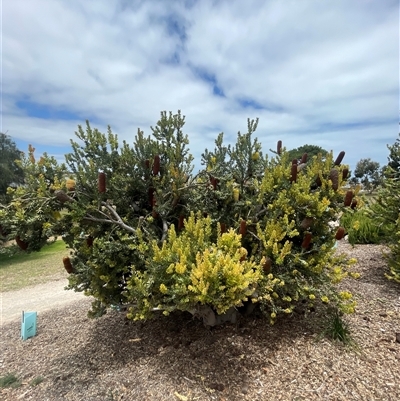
[[0, 241, 70, 292]]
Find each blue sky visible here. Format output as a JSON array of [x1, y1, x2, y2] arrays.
[[2, 0, 399, 172]]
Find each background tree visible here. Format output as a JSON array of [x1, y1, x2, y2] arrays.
[[387, 127, 400, 173], [286, 144, 329, 162], [351, 158, 382, 193], [0, 133, 25, 201]]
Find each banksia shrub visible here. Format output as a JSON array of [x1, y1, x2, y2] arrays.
[[2, 111, 357, 324]]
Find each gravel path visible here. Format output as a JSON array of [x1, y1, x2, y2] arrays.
[[1, 279, 86, 325]]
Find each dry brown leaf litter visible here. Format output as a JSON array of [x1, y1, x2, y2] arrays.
[[1, 242, 399, 401]]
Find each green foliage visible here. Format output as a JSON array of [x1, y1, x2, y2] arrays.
[[340, 208, 385, 245], [0, 373, 21, 388], [368, 133, 400, 283], [0, 133, 24, 200], [1, 111, 359, 324], [319, 307, 355, 346], [30, 376, 44, 387]]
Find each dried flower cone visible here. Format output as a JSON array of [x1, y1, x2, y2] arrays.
[[220, 222, 227, 234], [344, 190, 354, 207], [15, 236, 28, 251], [342, 168, 349, 180], [301, 233, 312, 249], [54, 190, 74, 204], [63, 257, 74, 274], [300, 153, 308, 164], [334, 151, 345, 166], [178, 215, 185, 231], [351, 199, 358, 210], [335, 227, 346, 240], [98, 172, 106, 193], [86, 236, 93, 247], [210, 176, 218, 190], [329, 169, 339, 191], [263, 257, 272, 273], [292, 159, 298, 165], [277, 140, 282, 155], [290, 164, 298, 183], [148, 187, 155, 207], [153, 154, 160, 176], [300, 217, 314, 230], [239, 220, 247, 236]]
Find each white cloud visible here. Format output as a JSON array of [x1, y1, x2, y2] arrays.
[[2, 0, 398, 172]]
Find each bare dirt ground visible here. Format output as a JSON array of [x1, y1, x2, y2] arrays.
[[1, 242, 399, 401], [1, 278, 86, 325]]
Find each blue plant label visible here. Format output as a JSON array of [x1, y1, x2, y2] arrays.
[[21, 311, 37, 340]]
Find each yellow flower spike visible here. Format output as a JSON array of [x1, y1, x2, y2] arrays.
[[159, 284, 168, 294]]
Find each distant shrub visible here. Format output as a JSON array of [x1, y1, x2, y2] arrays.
[[340, 208, 386, 245]]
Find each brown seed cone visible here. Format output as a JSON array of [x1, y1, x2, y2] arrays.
[[15, 236, 28, 251], [172, 193, 180, 208], [54, 190, 74, 204], [86, 236, 93, 247], [292, 158, 298, 165], [148, 187, 154, 207], [178, 215, 185, 231], [210, 176, 218, 190], [350, 199, 358, 210], [300, 217, 314, 230], [277, 140, 282, 155], [63, 256, 74, 274], [220, 222, 227, 234], [153, 154, 160, 176], [344, 190, 354, 207], [98, 172, 106, 193], [66, 179, 76, 191], [342, 168, 349, 180], [301, 233, 312, 249], [239, 220, 247, 236], [300, 153, 308, 164], [316, 175, 322, 187], [290, 164, 298, 183], [334, 151, 346, 166], [263, 257, 272, 274], [335, 227, 346, 240], [329, 169, 339, 191]]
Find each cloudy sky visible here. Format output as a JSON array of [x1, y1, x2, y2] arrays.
[[2, 0, 398, 172]]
